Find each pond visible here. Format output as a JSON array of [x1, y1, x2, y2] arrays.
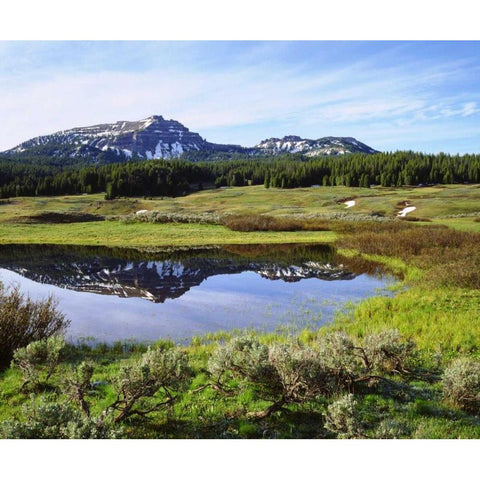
[[0, 244, 395, 344]]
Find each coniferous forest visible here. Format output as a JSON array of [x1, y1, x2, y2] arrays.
[[0, 150, 479, 199]]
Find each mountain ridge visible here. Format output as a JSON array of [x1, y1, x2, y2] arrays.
[[4, 115, 378, 160]]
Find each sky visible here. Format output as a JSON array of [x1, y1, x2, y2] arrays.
[[1, 41, 480, 154]]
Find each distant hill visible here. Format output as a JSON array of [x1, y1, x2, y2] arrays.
[[3, 115, 378, 161]]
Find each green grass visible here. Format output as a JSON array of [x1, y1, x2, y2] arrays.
[[0, 221, 335, 247], [2, 184, 479, 220], [431, 217, 480, 232], [331, 287, 480, 354]]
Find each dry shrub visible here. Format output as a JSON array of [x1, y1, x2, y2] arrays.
[[399, 216, 432, 222], [362, 330, 417, 376], [222, 214, 330, 232], [0, 397, 122, 439], [0, 285, 69, 369]]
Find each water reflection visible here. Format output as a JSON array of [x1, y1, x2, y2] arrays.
[[0, 244, 394, 343]]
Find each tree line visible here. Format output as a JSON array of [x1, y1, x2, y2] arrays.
[[0, 150, 479, 198]]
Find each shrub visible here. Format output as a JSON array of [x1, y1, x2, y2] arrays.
[[208, 336, 276, 392], [316, 332, 361, 388], [12, 336, 65, 389], [362, 330, 417, 376], [221, 214, 329, 232], [443, 358, 480, 413], [107, 346, 190, 423], [61, 361, 95, 416], [375, 419, 411, 439], [0, 285, 69, 369], [324, 394, 365, 439], [0, 396, 121, 439], [209, 336, 334, 418], [316, 330, 419, 389]]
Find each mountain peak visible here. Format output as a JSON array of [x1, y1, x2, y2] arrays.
[[255, 135, 377, 156], [4, 116, 377, 160]]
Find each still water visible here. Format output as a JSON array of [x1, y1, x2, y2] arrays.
[[0, 244, 394, 344]]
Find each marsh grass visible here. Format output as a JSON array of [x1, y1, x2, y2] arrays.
[[338, 225, 480, 289]]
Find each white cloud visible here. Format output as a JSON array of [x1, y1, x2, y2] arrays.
[[0, 52, 479, 151]]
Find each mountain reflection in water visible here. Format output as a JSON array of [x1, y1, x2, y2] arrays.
[[0, 244, 394, 343]]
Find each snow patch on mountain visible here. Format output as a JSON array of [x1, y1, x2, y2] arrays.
[[255, 135, 377, 156], [4, 116, 378, 161]]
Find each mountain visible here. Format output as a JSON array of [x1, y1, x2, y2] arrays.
[[6, 115, 245, 160], [3, 115, 377, 160], [255, 135, 377, 156]]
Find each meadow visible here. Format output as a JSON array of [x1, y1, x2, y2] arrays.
[[0, 183, 479, 438], [0, 184, 479, 246]]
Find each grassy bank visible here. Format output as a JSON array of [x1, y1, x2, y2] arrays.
[[0, 221, 335, 247]]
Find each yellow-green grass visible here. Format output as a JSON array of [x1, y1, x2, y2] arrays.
[[331, 287, 480, 355], [430, 217, 480, 232], [0, 221, 336, 248], [2, 183, 479, 224]]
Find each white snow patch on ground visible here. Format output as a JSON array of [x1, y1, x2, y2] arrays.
[[344, 200, 356, 208], [397, 206, 416, 217], [136, 210, 149, 215]]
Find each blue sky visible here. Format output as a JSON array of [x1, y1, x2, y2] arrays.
[[1, 41, 479, 153]]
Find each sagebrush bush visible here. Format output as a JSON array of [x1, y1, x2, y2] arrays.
[[375, 419, 411, 439], [208, 336, 276, 391], [316, 330, 418, 386], [61, 361, 95, 416], [0, 396, 121, 439], [0, 285, 68, 369], [316, 331, 360, 387], [209, 336, 335, 417], [443, 358, 480, 413], [363, 330, 417, 376], [209, 331, 421, 419], [324, 394, 365, 439], [108, 346, 191, 422], [12, 336, 65, 389]]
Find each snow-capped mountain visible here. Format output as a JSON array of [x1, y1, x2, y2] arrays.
[[6, 115, 243, 160], [255, 135, 377, 156], [4, 115, 377, 160]]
